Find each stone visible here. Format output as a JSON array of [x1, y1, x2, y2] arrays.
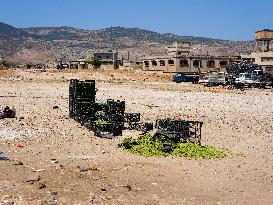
[[25, 173, 40, 182], [38, 182, 46, 189], [13, 160, 23, 165]]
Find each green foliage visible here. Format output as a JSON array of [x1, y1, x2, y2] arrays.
[[119, 134, 226, 159], [91, 60, 102, 68], [94, 119, 109, 125]]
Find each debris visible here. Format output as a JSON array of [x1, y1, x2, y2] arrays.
[[15, 143, 24, 148], [101, 188, 107, 192], [13, 160, 23, 165], [33, 169, 45, 172], [53, 105, 59, 109], [0, 155, 9, 161], [25, 173, 40, 182], [50, 159, 58, 164], [77, 165, 90, 172], [0, 106, 16, 119], [1, 202, 15, 205], [38, 182, 46, 189], [123, 184, 132, 191]]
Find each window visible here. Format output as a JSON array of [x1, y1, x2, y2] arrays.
[[168, 59, 174, 66], [159, 60, 165, 66], [180, 59, 189, 67], [152, 60, 157, 66], [193, 60, 200, 67], [144, 61, 149, 67], [261, 57, 273, 62], [220, 61, 227, 67], [207, 60, 215, 68]]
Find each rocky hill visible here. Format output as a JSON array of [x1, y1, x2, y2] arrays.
[[0, 22, 255, 64]]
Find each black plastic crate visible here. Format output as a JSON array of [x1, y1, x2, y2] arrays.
[[124, 113, 141, 123], [129, 122, 153, 132], [155, 119, 203, 144]]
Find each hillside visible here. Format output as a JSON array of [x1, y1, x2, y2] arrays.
[[0, 22, 255, 64]]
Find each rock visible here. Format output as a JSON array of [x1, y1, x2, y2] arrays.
[[13, 160, 23, 165], [2, 202, 15, 205], [53, 106, 59, 109], [51, 191, 58, 196], [38, 182, 46, 189], [77, 165, 90, 172], [33, 169, 45, 172], [123, 184, 132, 191], [15, 143, 24, 148], [25, 173, 40, 182], [0, 106, 16, 119], [50, 159, 58, 164], [101, 188, 107, 192]]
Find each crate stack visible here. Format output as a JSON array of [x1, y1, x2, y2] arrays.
[[124, 112, 153, 132], [69, 79, 96, 125], [155, 119, 203, 145], [92, 99, 125, 138], [69, 79, 125, 138]]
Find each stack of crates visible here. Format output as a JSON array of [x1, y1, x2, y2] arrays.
[[155, 119, 203, 145], [92, 99, 125, 137], [124, 112, 153, 132], [69, 79, 96, 125]]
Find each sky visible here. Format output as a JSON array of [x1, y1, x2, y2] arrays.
[[0, 0, 273, 40]]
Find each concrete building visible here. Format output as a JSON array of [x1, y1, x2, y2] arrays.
[[69, 59, 87, 69], [143, 41, 241, 73], [241, 29, 273, 75], [87, 50, 119, 69]]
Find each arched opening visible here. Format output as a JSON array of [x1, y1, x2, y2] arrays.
[[152, 60, 157, 66], [168, 59, 174, 66], [180, 59, 189, 67], [207, 60, 215, 68], [159, 60, 165, 66]]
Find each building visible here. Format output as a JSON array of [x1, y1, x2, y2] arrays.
[[241, 29, 273, 75], [143, 41, 241, 73], [69, 58, 87, 69], [87, 50, 119, 69]]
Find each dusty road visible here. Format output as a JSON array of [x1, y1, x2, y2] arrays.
[[0, 69, 273, 205]]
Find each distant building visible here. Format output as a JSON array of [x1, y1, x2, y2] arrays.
[[241, 29, 273, 75], [142, 41, 241, 73], [87, 50, 119, 69]]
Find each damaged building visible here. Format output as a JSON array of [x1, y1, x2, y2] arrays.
[[142, 41, 241, 73]]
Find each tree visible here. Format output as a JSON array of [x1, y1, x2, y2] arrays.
[[91, 60, 102, 69]]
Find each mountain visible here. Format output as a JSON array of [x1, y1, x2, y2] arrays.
[[0, 22, 255, 64]]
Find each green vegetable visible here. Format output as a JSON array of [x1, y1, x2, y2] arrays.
[[119, 134, 226, 159], [94, 119, 109, 125]]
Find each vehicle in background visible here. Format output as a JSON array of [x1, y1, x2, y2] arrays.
[[235, 70, 273, 88], [172, 73, 199, 84], [198, 72, 228, 87]]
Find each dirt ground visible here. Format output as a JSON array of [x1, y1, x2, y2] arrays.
[[0, 69, 273, 205]]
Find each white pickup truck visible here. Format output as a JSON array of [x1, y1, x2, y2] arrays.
[[235, 70, 272, 88], [199, 72, 228, 87]]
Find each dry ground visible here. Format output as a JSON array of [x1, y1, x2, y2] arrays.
[[0, 69, 273, 205]]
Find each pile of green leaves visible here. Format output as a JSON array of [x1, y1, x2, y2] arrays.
[[119, 134, 226, 159]]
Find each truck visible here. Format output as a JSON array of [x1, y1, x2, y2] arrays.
[[172, 73, 199, 84], [234, 70, 273, 89], [198, 72, 228, 87]]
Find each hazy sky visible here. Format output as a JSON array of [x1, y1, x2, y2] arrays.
[[1, 0, 273, 40]]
